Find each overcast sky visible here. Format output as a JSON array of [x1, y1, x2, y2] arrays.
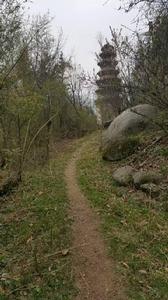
[[28, 0, 137, 72]]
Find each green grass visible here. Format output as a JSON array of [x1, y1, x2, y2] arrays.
[[0, 141, 78, 299], [77, 135, 168, 300]]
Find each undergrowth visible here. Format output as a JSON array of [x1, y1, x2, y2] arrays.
[[0, 140, 77, 299]]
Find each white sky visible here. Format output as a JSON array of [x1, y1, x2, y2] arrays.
[[28, 0, 137, 73]]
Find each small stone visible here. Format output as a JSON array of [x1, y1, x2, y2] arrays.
[[62, 249, 69, 256], [140, 183, 160, 198], [133, 171, 162, 187], [139, 269, 147, 275], [112, 166, 135, 186]]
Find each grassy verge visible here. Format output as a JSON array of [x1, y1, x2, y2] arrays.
[[77, 135, 168, 300], [0, 140, 77, 299]]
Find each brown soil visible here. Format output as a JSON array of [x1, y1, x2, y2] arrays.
[[65, 149, 126, 300]]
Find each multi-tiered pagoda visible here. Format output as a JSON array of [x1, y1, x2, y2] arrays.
[[96, 43, 122, 120]]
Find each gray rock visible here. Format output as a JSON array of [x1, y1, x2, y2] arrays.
[[140, 183, 161, 198], [102, 104, 158, 161], [113, 166, 135, 186], [133, 171, 162, 187]]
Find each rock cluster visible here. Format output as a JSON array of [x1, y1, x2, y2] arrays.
[[112, 166, 163, 198]]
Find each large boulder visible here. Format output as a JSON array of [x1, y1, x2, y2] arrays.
[[102, 104, 158, 161]]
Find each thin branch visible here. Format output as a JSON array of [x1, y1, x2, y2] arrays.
[[22, 113, 59, 166], [21, 119, 31, 162], [103, 0, 110, 6]]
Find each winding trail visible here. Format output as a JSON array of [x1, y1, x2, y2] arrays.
[[65, 148, 126, 300]]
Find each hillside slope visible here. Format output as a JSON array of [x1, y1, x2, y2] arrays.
[[77, 132, 168, 300]]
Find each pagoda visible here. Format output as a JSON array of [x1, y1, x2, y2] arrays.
[[96, 43, 122, 120]]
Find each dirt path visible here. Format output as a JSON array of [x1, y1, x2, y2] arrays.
[[65, 148, 126, 300]]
